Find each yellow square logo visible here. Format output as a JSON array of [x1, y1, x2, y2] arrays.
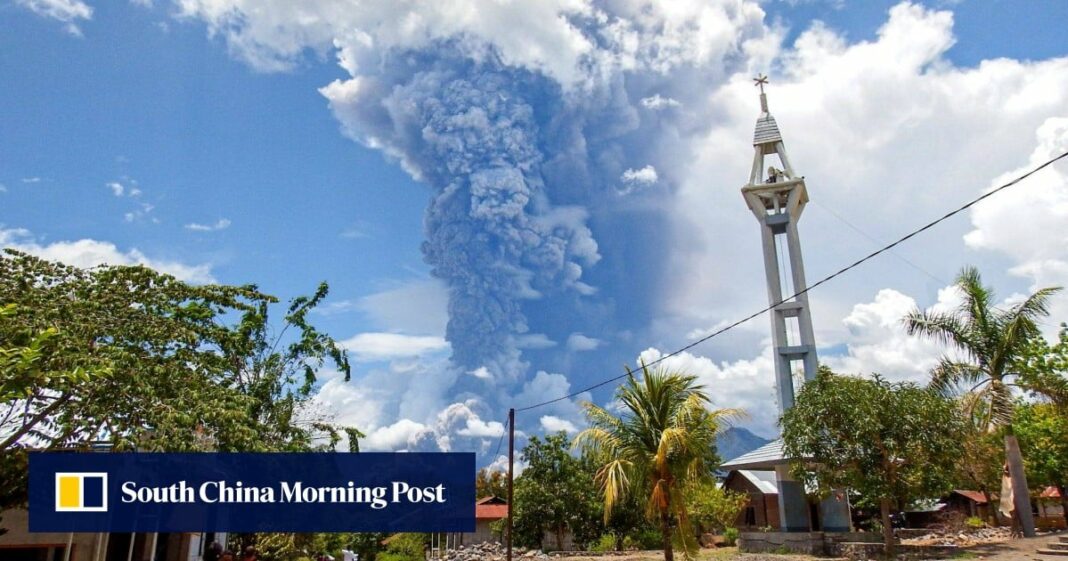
[[54, 472, 108, 512]]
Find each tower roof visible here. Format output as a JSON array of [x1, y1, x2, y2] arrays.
[[751, 74, 782, 146]]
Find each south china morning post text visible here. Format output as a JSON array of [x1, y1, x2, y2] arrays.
[[120, 479, 447, 509], [29, 452, 475, 533]]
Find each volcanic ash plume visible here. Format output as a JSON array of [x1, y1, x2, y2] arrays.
[[323, 60, 600, 383]]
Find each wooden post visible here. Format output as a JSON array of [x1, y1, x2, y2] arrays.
[[507, 408, 515, 561], [62, 532, 73, 561]]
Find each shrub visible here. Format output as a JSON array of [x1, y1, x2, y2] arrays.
[[589, 534, 617, 552], [722, 527, 739, 547], [376, 534, 425, 561], [623, 529, 662, 550], [964, 516, 985, 529]]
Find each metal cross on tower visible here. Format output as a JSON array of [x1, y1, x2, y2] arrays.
[[740, 76, 851, 533]]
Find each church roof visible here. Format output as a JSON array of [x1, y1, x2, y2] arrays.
[[734, 470, 779, 495], [720, 439, 792, 470]]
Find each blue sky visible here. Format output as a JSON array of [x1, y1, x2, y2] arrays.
[[3, 0, 1067, 463]]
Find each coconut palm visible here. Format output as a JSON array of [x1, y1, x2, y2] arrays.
[[904, 266, 1061, 537], [574, 363, 739, 561]]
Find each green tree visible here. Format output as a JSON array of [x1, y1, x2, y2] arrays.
[[603, 493, 650, 551], [1016, 323, 1068, 407], [1014, 402, 1068, 527], [0, 251, 362, 509], [954, 398, 1005, 525], [574, 364, 736, 561], [684, 480, 748, 534], [781, 369, 964, 555], [904, 266, 1061, 537], [475, 467, 508, 499], [513, 432, 603, 550]]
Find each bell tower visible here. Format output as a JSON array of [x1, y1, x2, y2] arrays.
[[740, 75, 850, 532]]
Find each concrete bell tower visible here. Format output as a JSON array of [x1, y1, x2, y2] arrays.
[[740, 75, 850, 532]]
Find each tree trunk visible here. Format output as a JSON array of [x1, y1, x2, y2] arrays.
[[981, 489, 1002, 526], [660, 509, 674, 561], [555, 525, 564, 551], [880, 499, 895, 558], [1059, 484, 1068, 529], [1004, 431, 1037, 537]]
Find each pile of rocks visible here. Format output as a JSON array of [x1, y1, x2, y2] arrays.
[[901, 526, 1010, 547], [441, 542, 550, 561]]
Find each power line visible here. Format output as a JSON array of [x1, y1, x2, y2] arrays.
[[516, 149, 1068, 413], [810, 199, 946, 285], [491, 415, 508, 459]]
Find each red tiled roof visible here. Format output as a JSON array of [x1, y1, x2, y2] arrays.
[[476, 504, 509, 520], [1041, 486, 1062, 499], [952, 490, 988, 504]]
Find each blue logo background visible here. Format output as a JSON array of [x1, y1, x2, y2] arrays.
[[30, 452, 475, 532]]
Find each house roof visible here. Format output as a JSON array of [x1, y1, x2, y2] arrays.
[[1041, 486, 1062, 499], [951, 490, 988, 504], [477, 495, 507, 505], [720, 439, 793, 470], [476, 503, 509, 520], [734, 470, 779, 495]]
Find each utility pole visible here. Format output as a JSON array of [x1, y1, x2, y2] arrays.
[[507, 408, 514, 561]]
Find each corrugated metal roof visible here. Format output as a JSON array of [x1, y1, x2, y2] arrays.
[[720, 439, 790, 470], [737, 470, 779, 495], [952, 490, 989, 504], [753, 115, 782, 145]]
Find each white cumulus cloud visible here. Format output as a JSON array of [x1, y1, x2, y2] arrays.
[[184, 218, 232, 232], [0, 227, 215, 283], [539, 415, 578, 433], [17, 0, 93, 35], [566, 333, 602, 352], [340, 332, 450, 362]]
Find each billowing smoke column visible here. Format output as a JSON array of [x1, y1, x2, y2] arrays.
[[324, 56, 601, 383]]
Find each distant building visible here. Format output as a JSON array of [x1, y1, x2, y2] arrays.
[[723, 470, 780, 530], [0, 509, 217, 561], [460, 496, 508, 545], [943, 490, 992, 521], [1038, 487, 1066, 529]]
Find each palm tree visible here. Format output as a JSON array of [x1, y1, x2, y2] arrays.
[[574, 363, 739, 561], [904, 266, 1061, 537]]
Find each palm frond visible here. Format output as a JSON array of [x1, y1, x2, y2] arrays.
[[929, 359, 985, 396]]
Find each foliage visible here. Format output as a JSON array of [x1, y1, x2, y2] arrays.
[[476, 467, 508, 499], [1015, 402, 1068, 488], [623, 529, 663, 551], [904, 267, 1060, 427], [721, 527, 739, 547], [590, 534, 617, 552], [229, 531, 387, 561], [575, 363, 738, 561], [513, 432, 603, 550], [1014, 401, 1068, 526], [964, 516, 985, 529], [904, 266, 1060, 537], [781, 367, 964, 553], [1015, 324, 1068, 407], [952, 397, 1004, 523], [684, 481, 749, 533], [0, 251, 362, 510], [603, 492, 651, 551], [376, 534, 425, 561]]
